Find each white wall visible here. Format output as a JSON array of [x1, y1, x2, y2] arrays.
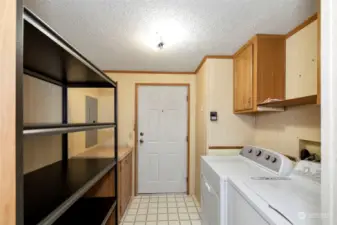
[[321, 0, 337, 223], [254, 105, 321, 157], [207, 59, 255, 148]]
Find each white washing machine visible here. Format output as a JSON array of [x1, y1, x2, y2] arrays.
[[229, 161, 322, 225], [201, 146, 294, 225]]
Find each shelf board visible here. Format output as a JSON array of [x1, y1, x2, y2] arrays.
[[53, 197, 116, 225], [257, 95, 318, 108], [23, 8, 116, 88], [24, 158, 117, 225], [23, 122, 116, 136]]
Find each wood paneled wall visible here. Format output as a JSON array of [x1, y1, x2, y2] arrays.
[[0, 0, 22, 224]]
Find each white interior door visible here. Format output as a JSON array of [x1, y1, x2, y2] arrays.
[[138, 85, 188, 193]]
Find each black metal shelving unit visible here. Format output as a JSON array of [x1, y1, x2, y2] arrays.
[[20, 7, 119, 225], [24, 123, 116, 136], [53, 197, 117, 225]]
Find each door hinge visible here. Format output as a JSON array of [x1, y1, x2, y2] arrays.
[[186, 136, 188, 142], [186, 95, 189, 102]]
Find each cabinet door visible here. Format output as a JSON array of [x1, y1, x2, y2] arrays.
[[234, 44, 253, 111], [119, 162, 124, 217], [124, 155, 130, 208], [286, 20, 317, 99], [122, 159, 128, 214], [118, 163, 124, 220], [118, 153, 133, 222], [126, 154, 132, 204]]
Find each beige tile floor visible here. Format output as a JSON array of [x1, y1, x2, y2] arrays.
[[120, 193, 202, 225]]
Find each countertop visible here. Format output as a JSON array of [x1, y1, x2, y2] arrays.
[[75, 146, 132, 162]]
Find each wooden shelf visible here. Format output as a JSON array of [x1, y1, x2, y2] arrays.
[[76, 146, 132, 162], [257, 95, 318, 108], [24, 8, 116, 88], [53, 197, 116, 225], [24, 158, 116, 225], [23, 122, 116, 136]]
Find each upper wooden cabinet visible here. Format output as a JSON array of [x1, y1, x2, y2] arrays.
[[255, 14, 320, 109], [233, 35, 286, 113], [286, 19, 318, 99]]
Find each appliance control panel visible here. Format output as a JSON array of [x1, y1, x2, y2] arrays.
[[240, 146, 294, 176], [291, 160, 321, 183]]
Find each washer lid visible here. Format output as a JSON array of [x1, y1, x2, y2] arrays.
[[244, 178, 322, 225], [203, 156, 276, 180]]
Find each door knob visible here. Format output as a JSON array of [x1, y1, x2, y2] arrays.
[[140, 132, 144, 136], [140, 139, 144, 144]]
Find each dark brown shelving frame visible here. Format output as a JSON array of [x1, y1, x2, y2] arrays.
[[18, 7, 119, 225]]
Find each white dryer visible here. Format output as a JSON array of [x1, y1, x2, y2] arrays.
[[229, 160, 322, 225], [201, 146, 294, 225]]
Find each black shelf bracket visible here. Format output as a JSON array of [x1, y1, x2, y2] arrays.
[[62, 86, 68, 161]]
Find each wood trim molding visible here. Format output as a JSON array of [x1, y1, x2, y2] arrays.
[[1, 0, 23, 224], [286, 13, 318, 39], [104, 55, 233, 75], [134, 83, 191, 195], [208, 146, 243, 150], [194, 57, 207, 74], [134, 85, 138, 195]]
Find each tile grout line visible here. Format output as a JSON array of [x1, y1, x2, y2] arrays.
[[124, 193, 200, 225]]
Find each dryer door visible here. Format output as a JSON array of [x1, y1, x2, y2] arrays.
[[228, 183, 270, 225], [201, 174, 220, 225]]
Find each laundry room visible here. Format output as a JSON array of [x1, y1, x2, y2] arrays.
[[2, 0, 336, 225]]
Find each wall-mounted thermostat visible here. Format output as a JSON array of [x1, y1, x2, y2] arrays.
[[210, 111, 218, 121]]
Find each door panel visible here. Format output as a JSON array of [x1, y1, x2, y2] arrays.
[[138, 86, 188, 193], [234, 44, 254, 111], [148, 154, 160, 181]]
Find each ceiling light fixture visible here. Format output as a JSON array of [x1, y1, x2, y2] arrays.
[[140, 19, 186, 52], [157, 41, 165, 50], [156, 32, 165, 50]]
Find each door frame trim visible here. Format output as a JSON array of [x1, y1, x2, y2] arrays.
[[134, 83, 191, 195]]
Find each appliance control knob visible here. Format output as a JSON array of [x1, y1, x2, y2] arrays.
[[248, 148, 253, 153], [271, 157, 278, 163], [265, 155, 271, 160], [256, 150, 262, 156]]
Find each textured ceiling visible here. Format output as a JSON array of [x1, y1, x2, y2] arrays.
[[24, 0, 317, 72]]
